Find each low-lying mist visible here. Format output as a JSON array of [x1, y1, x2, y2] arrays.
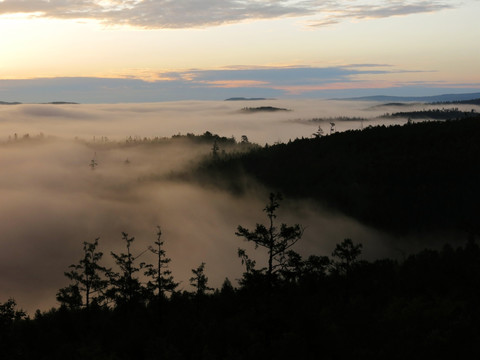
[[1, 100, 473, 313], [5, 99, 475, 143]]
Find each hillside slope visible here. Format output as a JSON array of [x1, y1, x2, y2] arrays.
[[192, 116, 480, 234]]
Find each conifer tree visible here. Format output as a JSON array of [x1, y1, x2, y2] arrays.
[[189, 262, 213, 296], [236, 193, 303, 286], [57, 238, 109, 309], [331, 238, 363, 275], [211, 140, 220, 160], [107, 232, 147, 307], [144, 226, 178, 303], [0, 299, 26, 329]]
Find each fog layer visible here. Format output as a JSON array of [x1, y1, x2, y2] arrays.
[[1, 100, 473, 313]]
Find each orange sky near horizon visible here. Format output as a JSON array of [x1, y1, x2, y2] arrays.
[[1, 0, 479, 99]]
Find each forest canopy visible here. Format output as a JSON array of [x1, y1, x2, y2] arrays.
[[188, 115, 480, 235], [2, 116, 480, 358]]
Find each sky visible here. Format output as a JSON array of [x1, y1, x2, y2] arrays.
[[1, 0, 480, 103]]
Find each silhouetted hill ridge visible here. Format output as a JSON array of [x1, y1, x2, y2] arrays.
[[336, 92, 480, 102], [192, 116, 480, 234]]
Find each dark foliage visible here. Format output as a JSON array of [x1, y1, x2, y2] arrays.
[[144, 227, 178, 304], [57, 238, 109, 310], [308, 116, 368, 122], [189, 262, 214, 297], [2, 238, 480, 359], [240, 106, 290, 112], [3, 119, 480, 357], [191, 116, 480, 234], [1, 195, 479, 357], [430, 98, 480, 106], [106, 232, 148, 308], [236, 192, 303, 287], [380, 107, 477, 120]]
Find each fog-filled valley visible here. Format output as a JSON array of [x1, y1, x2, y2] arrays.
[[5, 99, 477, 144], [1, 99, 479, 314]]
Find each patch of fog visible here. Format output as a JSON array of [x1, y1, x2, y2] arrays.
[[9, 99, 479, 143], [0, 99, 440, 144], [0, 100, 471, 313]]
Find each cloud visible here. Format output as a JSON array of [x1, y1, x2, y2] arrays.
[[200, 80, 270, 88], [308, 1, 454, 27], [272, 81, 400, 95], [0, 65, 425, 102], [2, 65, 479, 103], [0, 0, 312, 28], [187, 66, 395, 85], [0, 0, 455, 29]]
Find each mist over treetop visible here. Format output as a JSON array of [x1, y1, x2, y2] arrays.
[[189, 115, 480, 235], [1, 99, 478, 314]]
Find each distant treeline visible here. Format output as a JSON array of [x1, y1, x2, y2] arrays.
[[430, 97, 480, 106], [189, 115, 480, 235], [121, 131, 239, 147], [85, 131, 240, 146], [1, 131, 256, 154], [240, 106, 290, 113], [307, 116, 367, 122], [0, 101, 22, 105], [380, 107, 477, 120]]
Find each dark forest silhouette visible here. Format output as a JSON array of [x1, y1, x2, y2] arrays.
[[189, 115, 480, 235], [2, 117, 480, 358], [1, 194, 480, 358], [379, 107, 477, 120]]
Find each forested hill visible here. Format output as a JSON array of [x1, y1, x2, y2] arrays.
[[192, 116, 480, 235]]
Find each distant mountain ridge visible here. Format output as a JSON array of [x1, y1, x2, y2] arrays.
[[0, 101, 22, 105], [433, 98, 480, 105], [0, 101, 79, 105], [336, 92, 480, 103], [225, 97, 274, 101]]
